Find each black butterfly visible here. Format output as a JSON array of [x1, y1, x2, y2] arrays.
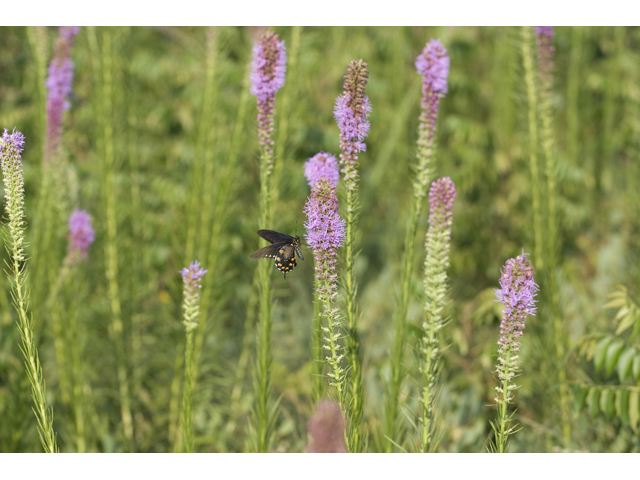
[[250, 229, 304, 279]]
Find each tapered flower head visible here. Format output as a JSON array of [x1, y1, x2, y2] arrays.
[[307, 400, 346, 453], [0, 128, 25, 156], [415, 39, 450, 95], [250, 30, 287, 102], [181, 260, 208, 293], [304, 152, 340, 188], [334, 60, 371, 152], [180, 260, 207, 332], [495, 253, 538, 355], [536, 26, 555, 90], [44, 26, 79, 165], [66, 209, 95, 264], [428, 177, 456, 229]]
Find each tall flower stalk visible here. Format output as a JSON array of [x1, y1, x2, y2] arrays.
[[386, 39, 449, 451], [31, 26, 79, 318], [420, 177, 456, 452], [334, 59, 370, 453], [304, 154, 345, 406], [536, 26, 571, 444], [521, 26, 544, 271], [1, 128, 57, 453], [250, 29, 286, 453], [490, 253, 538, 453], [179, 261, 207, 453]]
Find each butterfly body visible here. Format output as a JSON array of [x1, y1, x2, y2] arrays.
[[250, 230, 304, 279]]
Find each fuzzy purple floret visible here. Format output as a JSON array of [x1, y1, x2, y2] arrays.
[[250, 32, 287, 102], [536, 26, 555, 89], [535, 26, 553, 38], [428, 177, 456, 229], [67, 209, 95, 262], [181, 260, 208, 290], [307, 400, 346, 453], [0, 128, 25, 155], [304, 152, 340, 188], [415, 39, 450, 95], [495, 253, 538, 353]]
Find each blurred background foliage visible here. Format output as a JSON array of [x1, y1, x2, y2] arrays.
[[0, 25, 639, 452]]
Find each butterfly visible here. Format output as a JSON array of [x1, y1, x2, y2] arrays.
[[250, 229, 304, 279]]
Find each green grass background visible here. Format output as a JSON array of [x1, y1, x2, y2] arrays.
[[0, 26, 639, 452]]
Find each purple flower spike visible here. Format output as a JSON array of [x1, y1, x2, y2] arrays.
[[415, 39, 450, 95], [304, 152, 340, 188], [495, 253, 538, 358], [307, 400, 346, 453], [180, 260, 207, 332], [44, 26, 79, 165], [0, 128, 25, 156], [428, 177, 456, 230], [66, 209, 95, 264], [536, 26, 555, 92], [335, 59, 370, 190], [250, 30, 287, 160]]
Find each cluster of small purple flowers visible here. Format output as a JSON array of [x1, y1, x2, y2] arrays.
[[180, 260, 208, 332], [0, 129, 27, 245], [304, 175, 346, 299], [250, 30, 287, 159], [334, 60, 371, 189], [428, 177, 456, 231], [44, 26, 79, 165], [414, 40, 449, 189], [66, 209, 95, 265], [307, 400, 346, 453], [495, 253, 538, 358], [0, 128, 25, 156], [536, 27, 555, 91]]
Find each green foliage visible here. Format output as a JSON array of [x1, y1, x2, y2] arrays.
[[1, 25, 639, 452]]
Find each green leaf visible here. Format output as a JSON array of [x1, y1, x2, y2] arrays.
[[605, 340, 625, 377], [602, 389, 616, 420], [633, 353, 640, 381], [617, 348, 635, 381], [615, 309, 636, 335], [588, 388, 601, 418], [617, 389, 630, 425], [573, 384, 589, 412], [594, 337, 612, 372], [630, 391, 639, 433]]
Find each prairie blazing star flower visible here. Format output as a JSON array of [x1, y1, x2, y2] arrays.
[[66, 209, 95, 265], [491, 252, 537, 452], [304, 152, 340, 188], [414, 39, 449, 194], [250, 30, 287, 160], [420, 177, 456, 451], [44, 26, 79, 165], [181, 260, 207, 332], [304, 178, 346, 400], [536, 27, 554, 92], [307, 400, 346, 453], [334, 59, 370, 189], [0, 128, 27, 248]]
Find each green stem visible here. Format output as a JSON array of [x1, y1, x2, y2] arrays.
[[99, 27, 134, 447], [181, 329, 195, 453], [522, 26, 544, 272]]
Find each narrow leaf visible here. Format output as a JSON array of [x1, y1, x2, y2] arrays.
[[573, 384, 589, 412], [593, 337, 612, 372], [603, 389, 616, 420], [630, 391, 639, 433], [617, 388, 630, 425], [633, 353, 640, 381], [605, 340, 625, 377], [617, 347, 635, 381]]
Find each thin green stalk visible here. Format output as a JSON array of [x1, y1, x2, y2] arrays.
[[566, 27, 583, 165], [169, 340, 185, 452], [98, 27, 134, 446], [522, 26, 544, 271], [538, 29, 571, 445], [182, 329, 195, 452], [312, 280, 324, 403], [343, 186, 364, 453]]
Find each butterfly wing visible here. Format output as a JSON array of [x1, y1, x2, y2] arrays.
[[257, 229, 294, 245], [250, 243, 283, 259], [274, 244, 297, 279]]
